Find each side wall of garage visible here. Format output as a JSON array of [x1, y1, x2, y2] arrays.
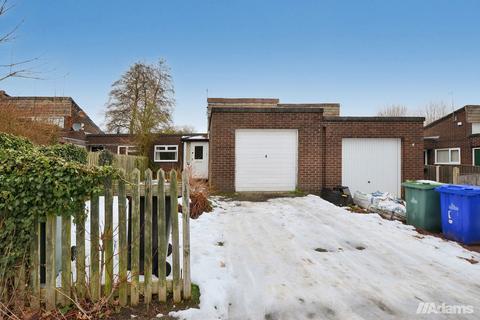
[[209, 109, 324, 193], [322, 118, 425, 191]]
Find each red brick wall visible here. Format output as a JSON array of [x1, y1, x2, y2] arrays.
[[209, 111, 324, 193], [424, 109, 480, 165], [209, 111, 424, 194], [323, 120, 424, 188]]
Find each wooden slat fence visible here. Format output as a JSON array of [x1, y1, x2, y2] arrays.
[[29, 168, 191, 309], [424, 165, 480, 186], [87, 152, 149, 177]]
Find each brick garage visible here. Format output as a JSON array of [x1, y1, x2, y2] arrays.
[[323, 117, 424, 189], [209, 107, 325, 192], [208, 98, 425, 194]]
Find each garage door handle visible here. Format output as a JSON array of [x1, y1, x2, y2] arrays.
[[265, 154, 268, 158], [368, 181, 371, 184]]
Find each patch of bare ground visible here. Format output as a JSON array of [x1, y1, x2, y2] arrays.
[[216, 190, 308, 202]]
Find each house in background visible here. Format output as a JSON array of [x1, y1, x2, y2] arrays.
[[207, 98, 424, 196], [0, 91, 210, 178], [85, 133, 208, 176], [0, 90, 102, 145], [424, 105, 480, 166]]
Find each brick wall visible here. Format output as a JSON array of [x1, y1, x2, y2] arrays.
[[209, 110, 424, 194], [209, 110, 324, 193], [0, 93, 102, 146], [323, 119, 424, 188], [424, 108, 480, 165]]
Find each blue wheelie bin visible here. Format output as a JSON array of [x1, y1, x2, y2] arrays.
[[435, 185, 480, 245]]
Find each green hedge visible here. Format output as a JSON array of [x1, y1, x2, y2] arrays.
[[0, 133, 116, 287], [40, 143, 88, 164]]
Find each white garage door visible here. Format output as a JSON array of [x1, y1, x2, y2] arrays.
[[235, 129, 297, 191], [342, 138, 401, 197]]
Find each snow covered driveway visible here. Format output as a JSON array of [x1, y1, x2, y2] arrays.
[[173, 195, 480, 320]]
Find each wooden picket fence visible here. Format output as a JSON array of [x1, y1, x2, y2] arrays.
[[29, 168, 191, 310]]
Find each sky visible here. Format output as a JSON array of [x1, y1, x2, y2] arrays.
[[1, 0, 479, 132]]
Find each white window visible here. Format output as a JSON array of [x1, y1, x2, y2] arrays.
[[435, 148, 461, 165], [117, 145, 138, 155], [154, 145, 178, 162], [472, 123, 480, 134]]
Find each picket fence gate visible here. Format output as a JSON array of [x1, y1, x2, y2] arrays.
[[29, 168, 191, 310]]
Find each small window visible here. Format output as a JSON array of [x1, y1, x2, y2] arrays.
[[117, 145, 138, 155], [435, 148, 461, 165], [472, 123, 480, 134], [194, 146, 203, 160], [90, 146, 104, 152], [154, 145, 178, 162]]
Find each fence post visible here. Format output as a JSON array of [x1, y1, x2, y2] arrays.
[[45, 214, 56, 310], [30, 219, 40, 309], [157, 169, 167, 302], [435, 165, 440, 182], [170, 170, 181, 303], [75, 211, 86, 300], [182, 171, 191, 299], [118, 171, 128, 307], [130, 169, 141, 306], [453, 167, 460, 184], [104, 177, 114, 297], [144, 169, 153, 304], [90, 195, 100, 301], [61, 215, 72, 306]]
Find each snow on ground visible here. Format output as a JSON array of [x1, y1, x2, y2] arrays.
[[172, 195, 480, 320]]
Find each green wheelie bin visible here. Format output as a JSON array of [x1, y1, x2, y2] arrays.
[[402, 181, 443, 232]]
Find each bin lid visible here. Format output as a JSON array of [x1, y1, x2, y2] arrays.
[[435, 184, 480, 196], [402, 180, 443, 190]]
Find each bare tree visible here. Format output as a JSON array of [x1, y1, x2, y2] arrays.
[[377, 105, 408, 117], [105, 59, 175, 155], [419, 101, 449, 125], [163, 125, 196, 134], [0, 0, 38, 81]]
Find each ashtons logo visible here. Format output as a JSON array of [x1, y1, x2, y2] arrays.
[[416, 302, 474, 314]]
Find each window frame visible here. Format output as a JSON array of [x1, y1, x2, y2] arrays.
[[117, 145, 137, 155], [434, 148, 461, 165], [473, 147, 480, 166], [472, 123, 480, 135], [194, 145, 204, 160], [154, 145, 179, 162]]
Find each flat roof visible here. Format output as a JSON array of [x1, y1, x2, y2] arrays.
[[324, 116, 425, 122]]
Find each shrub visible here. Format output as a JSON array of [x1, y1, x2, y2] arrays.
[[184, 167, 212, 219], [40, 143, 88, 164], [0, 131, 34, 152], [0, 133, 116, 303], [99, 149, 114, 166]]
